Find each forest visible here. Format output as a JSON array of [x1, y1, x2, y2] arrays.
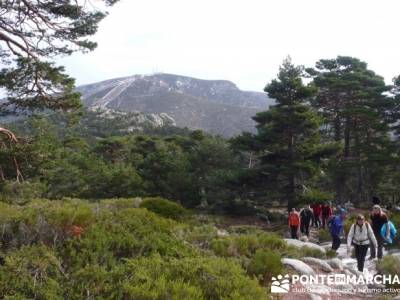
[[2, 56, 400, 213]]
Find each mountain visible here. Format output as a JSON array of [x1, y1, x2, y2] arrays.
[[77, 73, 273, 136], [6, 107, 189, 143], [88, 106, 176, 132]]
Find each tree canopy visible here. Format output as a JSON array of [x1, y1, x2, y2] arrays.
[[0, 0, 119, 114]]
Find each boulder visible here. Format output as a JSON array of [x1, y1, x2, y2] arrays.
[[301, 257, 333, 273], [304, 283, 331, 299], [344, 269, 353, 277], [334, 283, 356, 294], [299, 235, 309, 242], [344, 265, 363, 276], [367, 283, 386, 290], [282, 258, 316, 276], [327, 258, 344, 270], [308, 294, 322, 300], [284, 239, 326, 254], [216, 229, 229, 237]]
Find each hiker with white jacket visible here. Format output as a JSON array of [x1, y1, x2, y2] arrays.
[[347, 214, 378, 272]]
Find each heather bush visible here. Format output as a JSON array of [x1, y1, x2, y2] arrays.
[[246, 249, 283, 285], [140, 197, 188, 220]]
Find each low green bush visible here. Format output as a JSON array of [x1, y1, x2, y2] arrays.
[[246, 249, 283, 285], [140, 197, 188, 220], [376, 255, 400, 288], [228, 225, 261, 235], [0, 244, 64, 299], [121, 255, 266, 300], [210, 232, 286, 258], [0, 180, 46, 204], [61, 208, 198, 269], [0, 198, 299, 298], [99, 197, 143, 209], [318, 228, 331, 243]]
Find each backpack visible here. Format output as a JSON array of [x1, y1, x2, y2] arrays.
[[300, 209, 312, 219], [322, 206, 331, 216], [351, 221, 371, 245], [289, 212, 300, 226], [380, 221, 397, 244]]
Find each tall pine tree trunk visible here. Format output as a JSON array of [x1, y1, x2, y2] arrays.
[[0, 127, 23, 183], [354, 120, 362, 204], [334, 113, 345, 204], [287, 134, 296, 211]]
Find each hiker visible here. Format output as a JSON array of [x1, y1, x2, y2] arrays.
[[321, 202, 333, 229], [329, 208, 346, 251], [300, 205, 313, 237], [288, 208, 301, 239], [347, 214, 377, 272], [311, 202, 322, 228], [370, 204, 390, 259]]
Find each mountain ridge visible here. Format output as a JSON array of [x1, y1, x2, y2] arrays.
[[77, 73, 273, 136]]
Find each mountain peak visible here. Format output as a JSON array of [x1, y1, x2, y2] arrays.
[[77, 74, 273, 136]]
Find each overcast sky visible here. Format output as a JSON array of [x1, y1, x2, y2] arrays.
[[60, 0, 400, 91]]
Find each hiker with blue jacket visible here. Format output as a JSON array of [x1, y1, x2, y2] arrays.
[[329, 208, 346, 251]]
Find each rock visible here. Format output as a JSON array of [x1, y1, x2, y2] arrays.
[[216, 229, 228, 237], [308, 293, 322, 300], [387, 250, 400, 257], [327, 258, 344, 270], [335, 283, 356, 294], [284, 239, 326, 254], [303, 284, 330, 295], [299, 235, 309, 242], [344, 269, 353, 277], [367, 283, 386, 290], [301, 257, 333, 273], [344, 265, 363, 276], [282, 258, 316, 275], [322, 244, 332, 251]]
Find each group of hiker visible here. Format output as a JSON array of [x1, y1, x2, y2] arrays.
[[288, 202, 334, 239], [288, 196, 397, 273]]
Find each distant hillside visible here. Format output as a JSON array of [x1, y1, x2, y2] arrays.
[[77, 73, 273, 136], [5, 107, 187, 142]]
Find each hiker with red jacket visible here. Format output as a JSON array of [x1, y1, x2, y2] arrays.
[[288, 208, 301, 239], [311, 202, 322, 228], [321, 202, 333, 229]]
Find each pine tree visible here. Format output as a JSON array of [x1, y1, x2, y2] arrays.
[[0, 0, 119, 181], [238, 58, 335, 210], [307, 56, 399, 203]]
